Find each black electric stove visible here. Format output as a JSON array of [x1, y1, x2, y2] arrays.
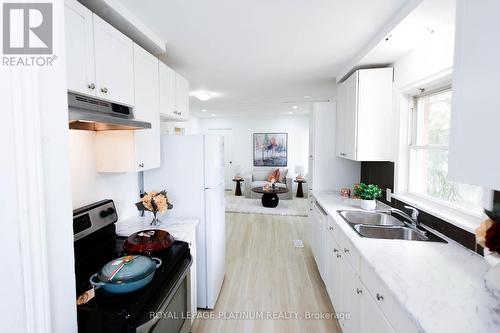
[[73, 200, 192, 333]]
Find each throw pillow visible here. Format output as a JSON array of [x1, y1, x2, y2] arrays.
[[278, 168, 288, 183], [267, 168, 279, 182]]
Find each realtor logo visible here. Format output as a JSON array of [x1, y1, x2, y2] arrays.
[[2, 3, 53, 54]]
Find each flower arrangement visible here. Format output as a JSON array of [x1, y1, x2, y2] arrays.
[[476, 205, 500, 254], [135, 190, 173, 226], [353, 183, 382, 200]]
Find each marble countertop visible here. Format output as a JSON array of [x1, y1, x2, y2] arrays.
[[311, 191, 500, 333], [116, 215, 198, 241]]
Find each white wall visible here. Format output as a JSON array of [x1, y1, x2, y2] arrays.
[[200, 115, 309, 178], [393, 28, 454, 90], [160, 115, 201, 135], [69, 130, 140, 219]]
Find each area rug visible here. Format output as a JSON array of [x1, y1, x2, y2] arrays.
[[225, 191, 309, 217]]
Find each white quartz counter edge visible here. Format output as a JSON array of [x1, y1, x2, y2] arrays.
[[115, 215, 199, 241], [311, 191, 500, 333]]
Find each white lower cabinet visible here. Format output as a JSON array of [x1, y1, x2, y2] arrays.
[[310, 203, 417, 333]]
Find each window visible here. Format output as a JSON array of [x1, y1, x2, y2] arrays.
[[408, 88, 484, 215]]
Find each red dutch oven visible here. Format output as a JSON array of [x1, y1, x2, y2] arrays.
[[123, 229, 175, 255]]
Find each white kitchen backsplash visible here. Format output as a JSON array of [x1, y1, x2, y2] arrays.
[[69, 130, 140, 219]]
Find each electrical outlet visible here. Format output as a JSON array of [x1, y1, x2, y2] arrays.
[[386, 188, 392, 203]]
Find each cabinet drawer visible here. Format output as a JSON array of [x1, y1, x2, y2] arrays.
[[361, 264, 419, 333], [337, 229, 360, 273]]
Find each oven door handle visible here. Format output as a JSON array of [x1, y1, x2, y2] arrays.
[[136, 257, 192, 333]]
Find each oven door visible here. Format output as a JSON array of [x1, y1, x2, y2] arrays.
[[137, 258, 192, 333]]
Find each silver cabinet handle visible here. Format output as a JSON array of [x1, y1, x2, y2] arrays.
[[376, 293, 384, 301], [329, 226, 334, 231], [344, 248, 349, 253], [101, 87, 108, 93], [138, 163, 144, 168], [88, 83, 95, 90], [336, 254, 341, 258], [356, 288, 363, 295], [333, 248, 339, 253]]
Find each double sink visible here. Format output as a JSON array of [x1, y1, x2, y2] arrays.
[[337, 210, 446, 243]]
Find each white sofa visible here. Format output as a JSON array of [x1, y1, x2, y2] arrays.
[[244, 168, 293, 200]]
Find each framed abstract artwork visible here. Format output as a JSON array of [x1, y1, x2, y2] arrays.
[[253, 133, 288, 167]]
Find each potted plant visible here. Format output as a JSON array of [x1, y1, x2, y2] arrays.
[[353, 183, 382, 210], [476, 205, 500, 294]]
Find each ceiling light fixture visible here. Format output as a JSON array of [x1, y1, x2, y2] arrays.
[[304, 95, 311, 99], [202, 109, 207, 112], [193, 91, 214, 101], [211, 114, 216, 117], [292, 105, 298, 109], [289, 111, 293, 114]]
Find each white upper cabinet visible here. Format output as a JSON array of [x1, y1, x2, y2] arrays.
[[175, 73, 190, 120], [159, 62, 176, 118], [132, 44, 160, 171], [95, 45, 160, 172], [158, 63, 190, 121], [64, 0, 95, 96], [448, 0, 500, 190], [93, 14, 134, 106], [336, 68, 394, 161]]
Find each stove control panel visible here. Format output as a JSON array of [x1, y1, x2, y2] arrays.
[[73, 199, 118, 241]]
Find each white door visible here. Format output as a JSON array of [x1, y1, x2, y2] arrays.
[[133, 44, 160, 171], [64, 0, 95, 96], [204, 135, 225, 188], [360, 283, 395, 333], [341, 260, 361, 333], [207, 129, 234, 189], [93, 14, 134, 106]]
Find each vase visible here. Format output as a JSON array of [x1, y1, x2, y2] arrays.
[[150, 212, 161, 226], [484, 249, 500, 296], [360, 199, 376, 210]]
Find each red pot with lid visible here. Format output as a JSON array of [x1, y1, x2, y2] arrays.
[[123, 229, 175, 255]]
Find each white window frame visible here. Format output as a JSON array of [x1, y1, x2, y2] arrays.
[[394, 80, 490, 233]]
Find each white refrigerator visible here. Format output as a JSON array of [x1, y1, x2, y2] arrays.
[[144, 135, 226, 309]]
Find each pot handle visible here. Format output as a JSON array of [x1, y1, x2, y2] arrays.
[[89, 273, 105, 288], [152, 257, 162, 268]]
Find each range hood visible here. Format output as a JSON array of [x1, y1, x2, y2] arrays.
[[68, 93, 151, 131]]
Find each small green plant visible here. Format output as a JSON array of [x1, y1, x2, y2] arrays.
[[354, 183, 382, 200]]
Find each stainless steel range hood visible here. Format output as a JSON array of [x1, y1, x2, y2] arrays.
[[68, 93, 151, 131]]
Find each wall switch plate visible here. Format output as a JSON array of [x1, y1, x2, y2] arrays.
[[386, 188, 392, 203]]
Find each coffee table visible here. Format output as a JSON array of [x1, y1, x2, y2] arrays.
[[252, 186, 289, 208]]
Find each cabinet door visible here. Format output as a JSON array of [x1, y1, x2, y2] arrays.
[[158, 62, 176, 118], [341, 260, 361, 333], [335, 81, 346, 157], [448, 0, 500, 190], [175, 73, 189, 120], [133, 44, 160, 171], [93, 14, 134, 106], [360, 283, 395, 333], [64, 0, 95, 96], [326, 231, 342, 303], [341, 71, 358, 160]]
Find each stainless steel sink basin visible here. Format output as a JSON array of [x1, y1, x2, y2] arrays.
[[338, 210, 404, 226], [354, 225, 428, 241], [336, 210, 446, 243]]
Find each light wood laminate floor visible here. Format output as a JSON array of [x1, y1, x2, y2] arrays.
[[192, 213, 342, 333]]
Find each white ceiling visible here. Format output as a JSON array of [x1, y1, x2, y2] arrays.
[[117, 0, 412, 117]]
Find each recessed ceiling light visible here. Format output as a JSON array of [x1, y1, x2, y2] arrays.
[[304, 95, 311, 99], [211, 114, 216, 117], [193, 91, 213, 101], [292, 105, 298, 109], [202, 109, 207, 112], [289, 111, 293, 114]]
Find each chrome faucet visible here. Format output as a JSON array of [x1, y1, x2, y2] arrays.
[[388, 206, 420, 229]]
